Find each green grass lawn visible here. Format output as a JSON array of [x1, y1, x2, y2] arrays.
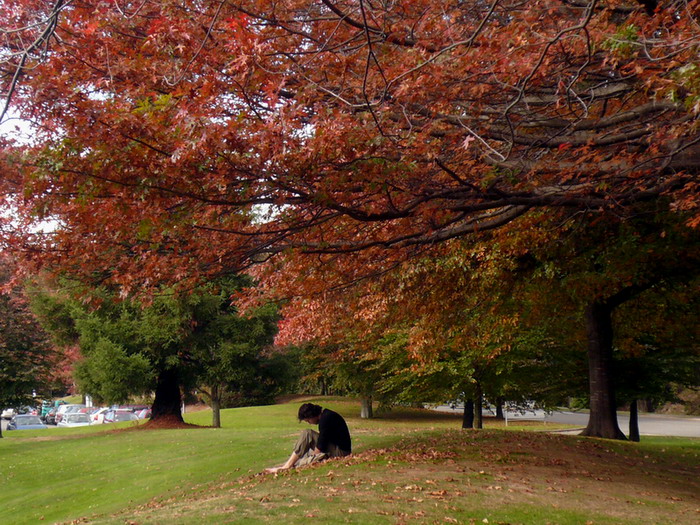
[[1, 399, 698, 525]]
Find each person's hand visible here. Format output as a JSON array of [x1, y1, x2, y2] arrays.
[[264, 466, 286, 474]]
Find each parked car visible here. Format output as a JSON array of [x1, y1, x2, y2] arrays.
[[44, 406, 59, 425], [55, 404, 86, 424], [39, 400, 67, 421], [57, 412, 92, 427], [134, 407, 152, 420], [103, 409, 139, 423], [90, 407, 111, 424], [1, 408, 16, 420], [7, 414, 48, 430]]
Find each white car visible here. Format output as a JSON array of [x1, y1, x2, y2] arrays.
[[57, 412, 92, 427], [90, 407, 111, 424], [55, 404, 86, 424], [1, 408, 16, 420]]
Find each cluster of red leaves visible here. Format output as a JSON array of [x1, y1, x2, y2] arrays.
[[0, 0, 696, 318]]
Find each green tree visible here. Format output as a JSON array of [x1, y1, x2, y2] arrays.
[[612, 282, 700, 440], [0, 258, 59, 438], [514, 207, 700, 439], [30, 277, 281, 425], [185, 282, 280, 427]]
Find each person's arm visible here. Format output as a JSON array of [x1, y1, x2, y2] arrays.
[[316, 412, 330, 453]]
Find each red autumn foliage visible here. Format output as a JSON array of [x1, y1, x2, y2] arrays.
[[0, 0, 696, 297], [0, 0, 697, 440]]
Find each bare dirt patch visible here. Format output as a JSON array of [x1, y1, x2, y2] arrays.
[[140, 415, 209, 430]]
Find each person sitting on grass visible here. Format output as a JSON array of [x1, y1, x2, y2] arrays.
[[264, 402, 351, 473]]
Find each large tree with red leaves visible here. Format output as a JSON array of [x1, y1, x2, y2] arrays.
[[1, 1, 699, 437]]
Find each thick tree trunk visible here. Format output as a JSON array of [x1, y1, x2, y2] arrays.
[[360, 396, 373, 418], [474, 381, 483, 429], [462, 398, 474, 429], [211, 383, 221, 428], [495, 397, 505, 420], [629, 399, 640, 442], [580, 302, 626, 440], [151, 368, 184, 423]]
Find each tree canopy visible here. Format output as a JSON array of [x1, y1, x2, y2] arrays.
[[0, 1, 698, 293], [1, 1, 698, 438]]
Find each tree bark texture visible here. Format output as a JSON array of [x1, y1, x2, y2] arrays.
[[462, 398, 474, 429], [629, 399, 640, 442], [151, 368, 184, 423], [581, 302, 626, 440]]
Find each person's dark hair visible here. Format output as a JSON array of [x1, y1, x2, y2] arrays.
[[298, 403, 322, 421]]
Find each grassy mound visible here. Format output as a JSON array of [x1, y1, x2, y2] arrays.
[[1, 399, 697, 524]]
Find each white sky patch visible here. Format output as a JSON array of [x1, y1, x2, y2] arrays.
[[0, 110, 35, 144], [1, 112, 59, 234]]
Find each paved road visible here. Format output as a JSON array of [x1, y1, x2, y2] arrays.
[[431, 405, 700, 438], [545, 410, 700, 438], [3, 409, 699, 438]]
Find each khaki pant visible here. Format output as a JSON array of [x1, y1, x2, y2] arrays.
[[293, 429, 349, 467]]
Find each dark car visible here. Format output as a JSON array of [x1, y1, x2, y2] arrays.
[[7, 415, 48, 430]]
